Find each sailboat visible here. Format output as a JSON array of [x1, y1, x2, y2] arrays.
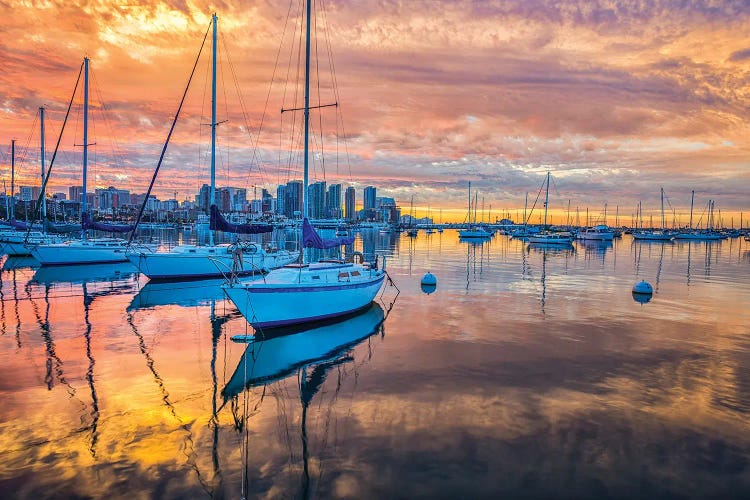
[[576, 203, 614, 241], [126, 15, 298, 281], [32, 58, 141, 266], [632, 188, 674, 241], [458, 182, 491, 239], [674, 191, 724, 240], [0, 111, 64, 256], [527, 172, 573, 245], [222, 1, 387, 329], [406, 195, 418, 237]]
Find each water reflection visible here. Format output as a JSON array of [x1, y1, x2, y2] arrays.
[[128, 278, 259, 310], [27, 262, 138, 458], [464, 239, 489, 291], [31, 262, 138, 286], [577, 239, 613, 265], [222, 303, 386, 499], [525, 243, 575, 314], [1, 233, 750, 498], [2, 256, 39, 271]]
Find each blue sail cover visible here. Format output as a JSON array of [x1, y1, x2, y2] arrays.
[[10, 219, 32, 230], [210, 205, 273, 234], [82, 212, 135, 233], [303, 218, 355, 249], [44, 220, 82, 233]]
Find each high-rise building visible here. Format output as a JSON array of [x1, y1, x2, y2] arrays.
[[220, 188, 232, 212], [276, 185, 286, 215], [233, 188, 248, 211], [325, 184, 342, 219], [69, 186, 83, 203], [96, 186, 131, 210], [364, 186, 376, 211], [19, 186, 34, 202], [261, 189, 273, 213], [376, 196, 399, 223], [197, 184, 211, 210], [345, 186, 356, 220], [284, 180, 303, 218], [308, 181, 327, 219]]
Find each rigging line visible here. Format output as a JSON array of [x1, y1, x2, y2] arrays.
[[525, 175, 546, 223], [320, 0, 352, 182], [219, 43, 231, 187], [549, 173, 562, 202], [25, 62, 83, 242], [199, 30, 212, 188], [11, 113, 38, 197], [90, 68, 125, 177], [221, 33, 271, 188], [314, 0, 326, 182], [287, 0, 306, 177], [317, 0, 340, 177], [235, 0, 294, 188], [280, 0, 303, 182], [127, 20, 211, 245]]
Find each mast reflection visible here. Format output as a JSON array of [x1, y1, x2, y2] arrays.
[[222, 303, 387, 499]]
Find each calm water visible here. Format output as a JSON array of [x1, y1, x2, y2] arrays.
[[1, 231, 749, 499]]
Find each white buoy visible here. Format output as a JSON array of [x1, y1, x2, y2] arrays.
[[632, 280, 653, 295]]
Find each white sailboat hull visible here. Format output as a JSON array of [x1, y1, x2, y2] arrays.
[[632, 231, 674, 241], [31, 238, 132, 265], [674, 232, 724, 240], [576, 231, 614, 241], [528, 234, 574, 245], [223, 264, 386, 329], [458, 229, 492, 239], [0, 231, 64, 256], [127, 245, 299, 280]]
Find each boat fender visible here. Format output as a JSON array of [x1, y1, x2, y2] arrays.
[[347, 251, 364, 264]]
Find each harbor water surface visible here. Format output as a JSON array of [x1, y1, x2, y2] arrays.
[[1, 230, 749, 498]]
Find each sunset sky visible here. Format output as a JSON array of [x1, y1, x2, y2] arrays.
[[1, 0, 749, 224]]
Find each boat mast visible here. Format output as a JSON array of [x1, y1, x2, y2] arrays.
[[543, 171, 550, 227], [82, 57, 89, 221], [638, 200, 642, 229], [209, 13, 217, 247], [467, 181, 471, 224], [410, 195, 414, 227], [660, 187, 665, 231], [473, 192, 478, 225], [10, 139, 15, 220], [523, 192, 527, 227], [689, 190, 694, 231], [40, 106, 46, 222], [303, 0, 312, 222], [603, 203, 607, 226]]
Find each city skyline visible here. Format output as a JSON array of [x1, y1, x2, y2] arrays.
[[0, 2, 749, 224]]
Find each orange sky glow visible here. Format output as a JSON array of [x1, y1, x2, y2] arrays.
[[1, 1, 749, 225]]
